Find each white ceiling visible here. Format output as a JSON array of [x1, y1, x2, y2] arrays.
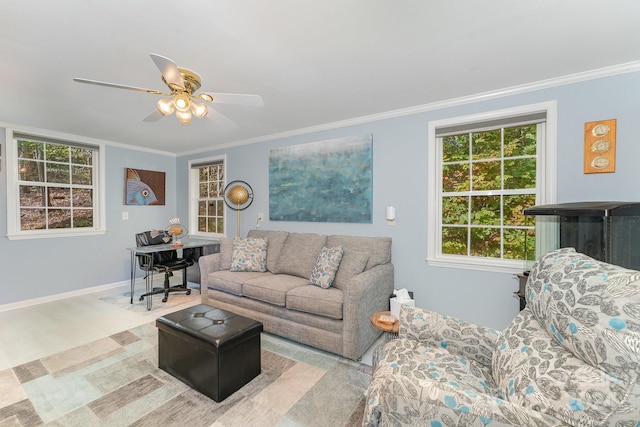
[[2, 1, 640, 155]]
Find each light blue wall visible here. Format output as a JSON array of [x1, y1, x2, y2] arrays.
[[178, 71, 640, 330], [3, 70, 639, 329], [0, 139, 177, 305]]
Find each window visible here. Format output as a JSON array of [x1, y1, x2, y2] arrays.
[[5, 129, 105, 239], [427, 102, 556, 273], [189, 156, 226, 236]]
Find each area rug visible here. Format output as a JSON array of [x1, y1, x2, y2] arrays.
[[1, 323, 372, 426]]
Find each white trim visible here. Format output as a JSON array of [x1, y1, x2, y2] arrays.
[[6, 229, 106, 240], [536, 102, 559, 258], [177, 61, 640, 156], [428, 256, 528, 275], [97, 133, 107, 235], [427, 101, 557, 272], [0, 280, 130, 313], [5, 128, 19, 236]]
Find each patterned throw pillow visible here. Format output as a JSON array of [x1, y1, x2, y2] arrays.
[[230, 237, 268, 272], [310, 246, 344, 289]]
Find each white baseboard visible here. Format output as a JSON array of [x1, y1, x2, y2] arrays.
[[0, 280, 137, 313]]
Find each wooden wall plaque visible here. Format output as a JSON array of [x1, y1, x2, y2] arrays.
[[584, 119, 616, 174]]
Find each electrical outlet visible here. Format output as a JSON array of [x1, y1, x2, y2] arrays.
[[258, 212, 264, 221]]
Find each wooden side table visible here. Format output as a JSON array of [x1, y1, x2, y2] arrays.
[[369, 311, 399, 370], [370, 311, 399, 335]]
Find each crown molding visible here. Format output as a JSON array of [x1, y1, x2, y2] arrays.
[[0, 121, 176, 157], [178, 60, 640, 157]]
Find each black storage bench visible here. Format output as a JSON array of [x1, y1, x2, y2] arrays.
[[156, 304, 263, 402]]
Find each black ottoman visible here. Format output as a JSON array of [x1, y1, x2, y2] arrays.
[[156, 304, 263, 402]]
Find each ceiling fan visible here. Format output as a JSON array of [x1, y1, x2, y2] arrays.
[[74, 53, 263, 126]]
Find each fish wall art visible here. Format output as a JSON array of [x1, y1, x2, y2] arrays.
[[124, 168, 165, 205]]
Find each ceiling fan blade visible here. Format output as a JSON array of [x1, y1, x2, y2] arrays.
[[73, 78, 165, 95], [142, 109, 164, 122], [206, 107, 238, 129], [150, 53, 184, 91], [199, 92, 264, 107]]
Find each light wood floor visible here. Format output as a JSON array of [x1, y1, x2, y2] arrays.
[[0, 278, 202, 371]]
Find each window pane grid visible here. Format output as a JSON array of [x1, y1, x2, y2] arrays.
[[196, 163, 224, 234], [440, 124, 538, 261], [17, 139, 95, 231]]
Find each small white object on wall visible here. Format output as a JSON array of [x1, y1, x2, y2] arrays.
[[386, 205, 395, 220], [386, 205, 396, 225]]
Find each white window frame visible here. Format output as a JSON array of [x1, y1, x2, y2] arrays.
[[427, 101, 557, 273], [5, 128, 106, 240], [188, 155, 226, 238]]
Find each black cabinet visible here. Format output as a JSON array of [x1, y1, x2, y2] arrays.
[[524, 201, 640, 271]]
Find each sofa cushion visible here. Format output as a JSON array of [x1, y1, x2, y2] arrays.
[[326, 235, 391, 270], [333, 249, 369, 290], [219, 237, 233, 270], [230, 237, 268, 272], [310, 246, 344, 289], [493, 308, 637, 427], [207, 270, 271, 296], [273, 232, 327, 278], [527, 248, 640, 378], [286, 285, 343, 320], [246, 230, 289, 272], [243, 274, 309, 306]]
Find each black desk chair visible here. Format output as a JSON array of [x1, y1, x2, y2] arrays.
[[135, 230, 195, 303]]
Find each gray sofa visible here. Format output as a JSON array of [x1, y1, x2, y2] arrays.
[[198, 230, 394, 360], [364, 248, 640, 426]]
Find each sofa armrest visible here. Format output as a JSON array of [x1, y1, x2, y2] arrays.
[[342, 263, 394, 360], [198, 253, 221, 295], [399, 305, 500, 368]]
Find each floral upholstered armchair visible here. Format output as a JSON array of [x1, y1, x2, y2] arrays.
[[364, 248, 640, 426]]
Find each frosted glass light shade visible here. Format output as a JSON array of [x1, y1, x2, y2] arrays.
[[174, 93, 191, 112], [191, 101, 208, 118], [176, 109, 191, 125], [157, 98, 175, 115]]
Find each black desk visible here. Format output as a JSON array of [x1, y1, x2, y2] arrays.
[[127, 238, 219, 310]]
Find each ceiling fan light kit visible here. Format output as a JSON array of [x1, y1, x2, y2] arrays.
[[173, 93, 191, 112], [157, 98, 175, 115], [156, 93, 208, 125], [74, 53, 263, 126], [191, 101, 208, 118], [198, 93, 214, 103], [176, 109, 192, 125]]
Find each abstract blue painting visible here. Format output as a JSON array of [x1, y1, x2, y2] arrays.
[[269, 134, 373, 223]]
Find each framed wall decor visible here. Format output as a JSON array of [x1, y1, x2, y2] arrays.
[[269, 134, 373, 223], [584, 119, 616, 174], [124, 168, 166, 205]]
